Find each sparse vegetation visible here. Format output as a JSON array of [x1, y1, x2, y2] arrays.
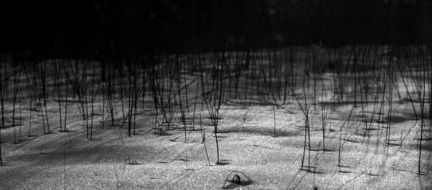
[[0, 45, 431, 189]]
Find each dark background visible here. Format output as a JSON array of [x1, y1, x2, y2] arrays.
[[1, 0, 431, 59]]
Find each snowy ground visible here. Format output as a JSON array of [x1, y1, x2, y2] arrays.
[[0, 98, 430, 189], [0, 53, 431, 189]]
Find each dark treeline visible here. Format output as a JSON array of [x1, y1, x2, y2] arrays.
[[1, 0, 432, 60]]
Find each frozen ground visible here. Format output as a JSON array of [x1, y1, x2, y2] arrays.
[[0, 49, 431, 189], [0, 99, 430, 189]]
